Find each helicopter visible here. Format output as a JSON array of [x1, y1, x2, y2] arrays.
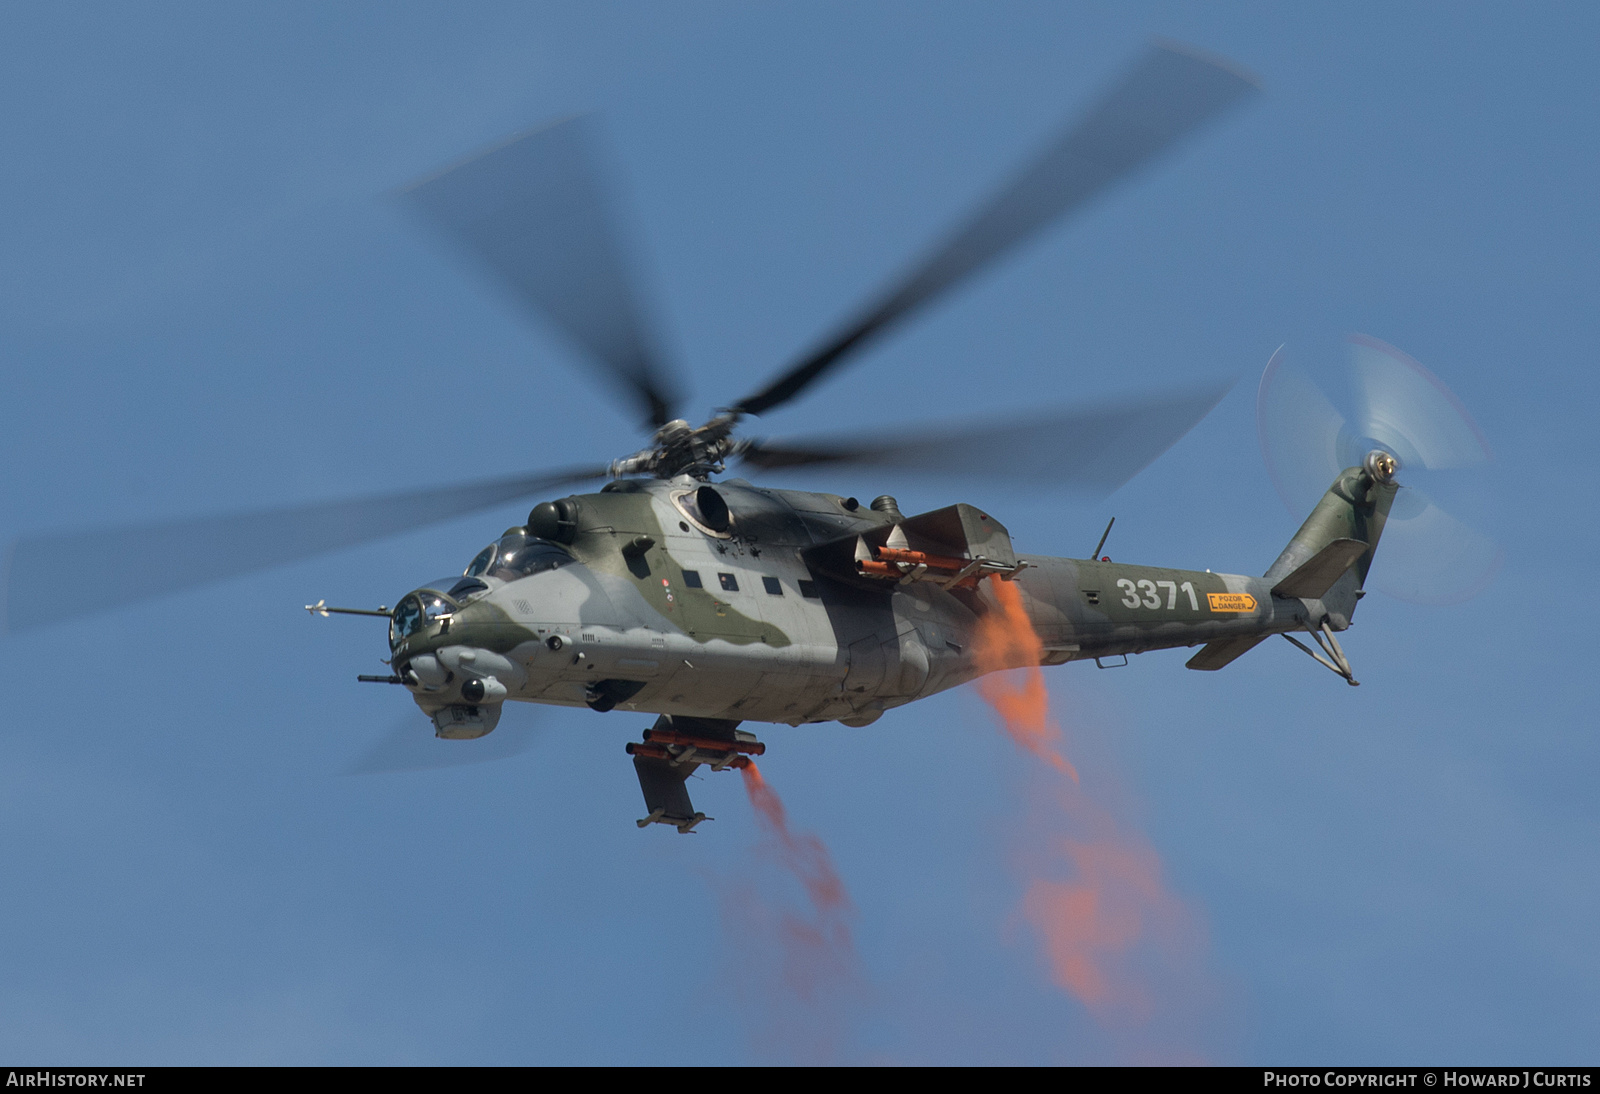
[[5, 43, 1488, 834]]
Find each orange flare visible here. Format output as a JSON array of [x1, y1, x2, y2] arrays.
[[740, 762, 853, 920], [972, 575, 1078, 780], [969, 575, 1204, 1033], [737, 761, 858, 1007], [1020, 838, 1172, 1015]]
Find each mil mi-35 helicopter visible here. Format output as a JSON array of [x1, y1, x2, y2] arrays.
[[6, 44, 1492, 832]]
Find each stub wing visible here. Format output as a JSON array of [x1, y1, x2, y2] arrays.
[[627, 717, 765, 834], [632, 756, 705, 834]]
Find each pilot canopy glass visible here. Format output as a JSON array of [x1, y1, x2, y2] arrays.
[[463, 532, 574, 583], [389, 592, 455, 645]]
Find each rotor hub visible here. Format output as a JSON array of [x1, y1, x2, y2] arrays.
[[609, 413, 745, 482], [1363, 449, 1399, 484]]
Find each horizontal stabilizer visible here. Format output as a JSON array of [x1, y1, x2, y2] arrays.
[[1186, 634, 1269, 671], [1271, 537, 1369, 600]]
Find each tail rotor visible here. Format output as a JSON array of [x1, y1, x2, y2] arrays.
[[1257, 335, 1501, 605]]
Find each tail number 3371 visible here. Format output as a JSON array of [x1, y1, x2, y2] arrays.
[[1117, 578, 1199, 611]]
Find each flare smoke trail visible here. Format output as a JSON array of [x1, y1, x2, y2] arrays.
[[972, 575, 1204, 1031], [738, 760, 858, 1003], [714, 761, 864, 1062], [973, 577, 1079, 781]]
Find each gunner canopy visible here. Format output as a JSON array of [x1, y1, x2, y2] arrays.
[[389, 591, 455, 645]]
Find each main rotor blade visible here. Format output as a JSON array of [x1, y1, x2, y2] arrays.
[[406, 117, 682, 428], [739, 379, 1231, 494], [733, 43, 1257, 417], [4, 466, 606, 632]]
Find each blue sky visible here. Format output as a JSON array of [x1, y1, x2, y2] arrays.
[[1, 2, 1595, 1064]]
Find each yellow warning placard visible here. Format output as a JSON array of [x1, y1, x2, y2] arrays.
[[1206, 592, 1258, 613]]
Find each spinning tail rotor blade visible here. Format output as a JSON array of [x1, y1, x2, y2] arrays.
[[406, 117, 682, 428], [341, 705, 539, 776], [733, 42, 1258, 417], [1344, 334, 1492, 472], [1256, 337, 1500, 605], [1257, 345, 1348, 512], [4, 465, 606, 632], [1372, 485, 1502, 604], [740, 379, 1231, 494]]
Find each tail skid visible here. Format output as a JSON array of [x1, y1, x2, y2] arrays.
[[1282, 620, 1360, 686]]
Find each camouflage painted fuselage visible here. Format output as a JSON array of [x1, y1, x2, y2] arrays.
[[388, 467, 1394, 733]]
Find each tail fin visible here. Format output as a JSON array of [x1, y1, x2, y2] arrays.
[[1263, 453, 1399, 627]]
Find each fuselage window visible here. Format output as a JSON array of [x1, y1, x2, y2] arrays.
[[718, 572, 739, 592], [681, 570, 703, 589], [762, 576, 783, 596], [798, 580, 820, 599]]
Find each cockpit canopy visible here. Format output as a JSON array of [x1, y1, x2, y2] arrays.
[[389, 534, 574, 648], [463, 531, 574, 584], [389, 590, 456, 646]]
